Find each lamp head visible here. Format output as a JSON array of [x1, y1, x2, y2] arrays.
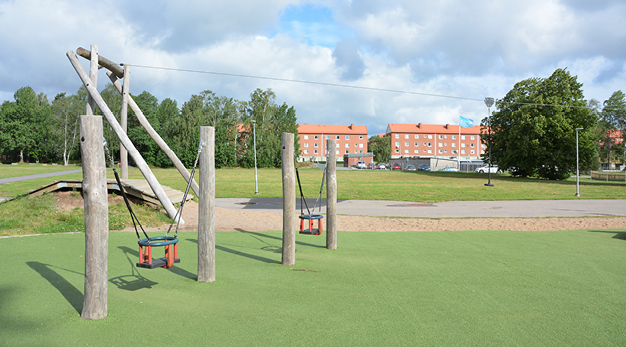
[[484, 97, 495, 108]]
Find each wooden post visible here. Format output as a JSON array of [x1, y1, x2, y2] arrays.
[[79, 115, 108, 320], [282, 133, 296, 265], [120, 64, 130, 179], [67, 50, 183, 223], [198, 127, 215, 282], [326, 139, 337, 249], [106, 72, 200, 196], [86, 44, 98, 116]]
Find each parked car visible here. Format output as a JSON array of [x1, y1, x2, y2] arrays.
[[418, 164, 430, 171], [475, 165, 501, 173], [356, 161, 367, 169], [368, 163, 377, 170], [377, 163, 387, 170], [404, 165, 416, 171], [441, 166, 459, 172], [392, 163, 402, 171]]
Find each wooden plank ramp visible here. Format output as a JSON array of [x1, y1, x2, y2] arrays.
[[28, 179, 192, 207]]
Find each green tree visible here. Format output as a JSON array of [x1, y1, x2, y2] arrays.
[[368, 135, 391, 163], [598, 91, 626, 168], [50, 87, 86, 165], [128, 91, 160, 166], [483, 68, 597, 180]]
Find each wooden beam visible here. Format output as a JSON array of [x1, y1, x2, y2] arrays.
[[67, 50, 184, 223], [76, 46, 124, 78], [198, 127, 215, 283], [86, 44, 98, 116], [282, 132, 296, 266], [326, 139, 337, 250], [79, 115, 108, 320], [120, 64, 129, 179]]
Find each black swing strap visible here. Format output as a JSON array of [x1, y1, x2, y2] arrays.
[[103, 139, 149, 241], [295, 166, 311, 216]]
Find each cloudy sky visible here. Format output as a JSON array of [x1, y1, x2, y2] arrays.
[[0, 0, 624, 136]]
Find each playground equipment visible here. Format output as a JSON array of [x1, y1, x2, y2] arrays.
[[295, 165, 326, 235], [70, 45, 216, 320]]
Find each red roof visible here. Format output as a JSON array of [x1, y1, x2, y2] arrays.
[[298, 124, 368, 135], [386, 123, 483, 135]]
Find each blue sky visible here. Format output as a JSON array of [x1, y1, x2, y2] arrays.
[[0, 0, 625, 136]]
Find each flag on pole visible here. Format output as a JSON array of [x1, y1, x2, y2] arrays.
[[460, 115, 474, 128]]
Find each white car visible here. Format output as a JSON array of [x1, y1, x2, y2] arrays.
[[356, 161, 367, 169], [475, 165, 501, 173]]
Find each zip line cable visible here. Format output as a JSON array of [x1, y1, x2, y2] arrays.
[[130, 63, 620, 111]]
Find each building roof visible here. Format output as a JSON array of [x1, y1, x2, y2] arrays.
[[386, 123, 483, 135], [298, 124, 368, 135]]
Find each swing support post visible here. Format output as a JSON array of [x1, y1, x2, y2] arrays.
[[282, 132, 296, 265], [326, 139, 337, 249], [198, 126, 216, 282]]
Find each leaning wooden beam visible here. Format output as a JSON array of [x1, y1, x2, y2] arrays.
[[107, 72, 200, 196], [67, 50, 184, 224], [76, 46, 124, 78], [120, 64, 129, 179]]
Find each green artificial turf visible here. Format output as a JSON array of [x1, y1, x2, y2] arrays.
[[1, 229, 625, 346]]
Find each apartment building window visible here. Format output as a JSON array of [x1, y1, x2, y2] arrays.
[[346, 135, 350, 140], [336, 143, 340, 148], [428, 142, 432, 147], [461, 135, 465, 140], [452, 150, 457, 154], [461, 143, 466, 148], [304, 135, 309, 140], [452, 143, 456, 147], [470, 143, 475, 147], [304, 143, 308, 147], [346, 150, 349, 154], [461, 150, 465, 154], [326, 135, 330, 139], [314, 135, 319, 140], [336, 135, 340, 140], [428, 135, 433, 139], [438, 150, 443, 154], [345, 143, 350, 148], [438, 143, 442, 147], [395, 142, 400, 147], [314, 150, 318, 154], [395, 134, 399, 138], [439, 135, 443, 139], [395, 149, 399, 153], [415, 134, 419, 139], [304, 150, 308, 154], [336, 150, 339, 155], [359, 144, 363, 148], [405, 149, 409, 154], [359, 136, 363, 139], [471, 136, 475, 140], [452, 135, 456, 140], [414, 149, 419, 154], [405, 142, 409, 146], [414, 142, 419, 147], [405, 134, 409, 139], [428, 150, 432, 154], [471, 150, 475, 154], [359, 150, 363, 153], [314, 143, 318, 147]]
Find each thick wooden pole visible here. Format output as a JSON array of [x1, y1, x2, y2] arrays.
[[326, 139, 337, 249], [198, 127, 215, 283], [282, 133, 296, 266], [106, 72, 200, 196], [79, 115, 108, 320], [86, 44, 98, 115], [67, 50, 183, 223], [120, 64, 129, 179], [77, 46, 124, 78]]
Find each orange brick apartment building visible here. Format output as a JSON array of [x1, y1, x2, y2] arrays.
[[386, 123, 485, 159], [297, 124, 369, 162]]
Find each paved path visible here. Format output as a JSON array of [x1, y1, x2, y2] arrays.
[[216, 198, 626, 218]]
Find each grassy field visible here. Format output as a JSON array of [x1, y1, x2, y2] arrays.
[[1, 164, 623, 202], [1, 229, 624, 346]]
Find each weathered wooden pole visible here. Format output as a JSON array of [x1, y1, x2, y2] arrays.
[[86, 44, 98, 116], [106, 72, 200, 196], [79, 115, 108, 320], [120, 64, 130, 179], [326, 139, 337, 250], [282, 132, 296, 266], [67, 50, 183, 223], [198, 126, 215, 283]]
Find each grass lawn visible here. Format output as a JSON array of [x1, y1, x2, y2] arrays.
[[1, 229, 625, 346]]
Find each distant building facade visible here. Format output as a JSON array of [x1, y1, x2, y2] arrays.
[[297, 124, 368, 162], [386, 123, 486, 160]]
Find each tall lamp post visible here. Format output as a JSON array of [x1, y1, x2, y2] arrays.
[[575, 127, 583, 197], [484, 97, 495, 187], [252, 120, 259, 194]]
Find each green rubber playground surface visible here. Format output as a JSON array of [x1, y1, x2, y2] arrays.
[[1, 229, 625, 346]]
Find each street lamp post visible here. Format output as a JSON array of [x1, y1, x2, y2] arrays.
[[252, 120, 259, 195], [484, 97, 495, 187], [575, 127, 583, 197]]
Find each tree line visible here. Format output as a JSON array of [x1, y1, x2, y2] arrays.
[[0, 85, 298, 169]]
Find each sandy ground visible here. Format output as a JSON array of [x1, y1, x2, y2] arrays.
[[53, 191, 626, 232]]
